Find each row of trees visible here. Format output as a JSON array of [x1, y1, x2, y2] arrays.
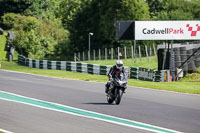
[[0, 0, 200, 60]]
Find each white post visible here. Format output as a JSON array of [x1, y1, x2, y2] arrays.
[[99, 49, 101, 60], [124, 47, 127, 60], [111, 48, 113, 60], [93, 49, 95, 60], [88, 34, 91, 60], [118, 47, 120, 60], [133, 40, 137, 62], [88, 32, 93, 60], [139, 45, 141, 62], [83, 52, 85, 61], [145, 45, 149, 62], [105, 48, 107, 60]]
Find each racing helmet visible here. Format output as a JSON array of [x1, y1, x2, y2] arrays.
[[116, 60, 123, 69]]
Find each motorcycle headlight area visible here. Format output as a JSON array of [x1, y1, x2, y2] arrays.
[[118, 81, 126, 86]]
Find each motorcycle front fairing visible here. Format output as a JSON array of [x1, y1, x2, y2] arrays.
[[113, 72, 128, 88]]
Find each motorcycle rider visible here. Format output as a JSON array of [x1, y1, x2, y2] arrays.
[[105, 60, 126, 93]]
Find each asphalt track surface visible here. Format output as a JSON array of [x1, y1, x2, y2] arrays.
[[0, 70, 200, 133]]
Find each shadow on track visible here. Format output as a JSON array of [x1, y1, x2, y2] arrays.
[[83, 102, 114, 105]]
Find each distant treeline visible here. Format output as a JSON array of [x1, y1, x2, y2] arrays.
[[0, 0, 199, 60]]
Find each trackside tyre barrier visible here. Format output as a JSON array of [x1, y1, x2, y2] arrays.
[[52, 61, 56, 70], [18, 55, 26, 65], [17, 55, 167, 82], [100, 66, 107, 75], [56, 61, 61, 70], [39, 60, 43, 69], [130, 67, 169, 82], [43, 60, 48, 69], [25, 58, 30, 67], [61, 61, 67, 71], [81, 63, 88, 73], [36, 60, 40, 69], [66, 61, 71, 71], [193, 48, 200, 68], [32, 60, 36, 68], [130, 67, 139, 79], [76, 62, 82, 72], [180, 47, 188, 76], [71, 62, 77, 72], [187, 49, 196, 73], [93, 64, 100, 75]]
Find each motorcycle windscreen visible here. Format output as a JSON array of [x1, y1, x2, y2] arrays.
[[115, 72, 126, 81]]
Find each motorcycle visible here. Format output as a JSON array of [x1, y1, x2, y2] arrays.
[[106, 71, 128, 105]]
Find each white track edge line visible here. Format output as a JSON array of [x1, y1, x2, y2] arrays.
[[0, 128, 14, 133]]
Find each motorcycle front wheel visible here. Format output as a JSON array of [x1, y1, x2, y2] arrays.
[[115, 89, 123, 105], [107, 95, 114, 104]]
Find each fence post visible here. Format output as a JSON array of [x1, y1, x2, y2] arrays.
[[88, 51, 90, 60], [149, 47, 152, 57], [145, 45, 149, 62], [83, 52, 85, 61], [153, 43, 157, 61], [124, 47, 127, 60], [105, 48, 107, 60], [78, 52, 80, 61], [139, 45, 142, 62], [111, 48, 113, 60], [99, 49, 101, 60], [93, 49, 96, 60], [131, 45, 134, 61], [118, 47, 120, 60], [74, 53, 77, 62], [133, 40, 137, 63]]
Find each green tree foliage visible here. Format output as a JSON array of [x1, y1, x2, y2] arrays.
[[190, 0, 200, 20], [145, 0, 168, 19], [0, 0, 32, 17], [58, 0, 89, 28], [23, 0, 61, 19], [1, 13, 67, 59], [0, 0, 61, 20], [146, 0, 200, 20], [54, 38, 71, 60], [68, 0, 150, 54], [1, 13, 19, 29]]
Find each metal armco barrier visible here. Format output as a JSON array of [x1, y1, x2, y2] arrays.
[[18, 55, 168, 82]]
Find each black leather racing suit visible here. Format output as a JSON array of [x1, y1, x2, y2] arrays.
[[105, 65, 125, 93]]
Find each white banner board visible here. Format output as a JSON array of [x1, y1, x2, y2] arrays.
[[135, 21, 200, 40]]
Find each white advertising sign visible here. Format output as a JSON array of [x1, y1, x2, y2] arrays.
[[135, 21, 200, 40]]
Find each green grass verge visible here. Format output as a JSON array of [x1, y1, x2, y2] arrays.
[[83, 56, 158, 69], [1, 61, 200, 94], [0, 34, 18, 61], [0, 131, 4, 133], [0, 34, 7, 61]]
